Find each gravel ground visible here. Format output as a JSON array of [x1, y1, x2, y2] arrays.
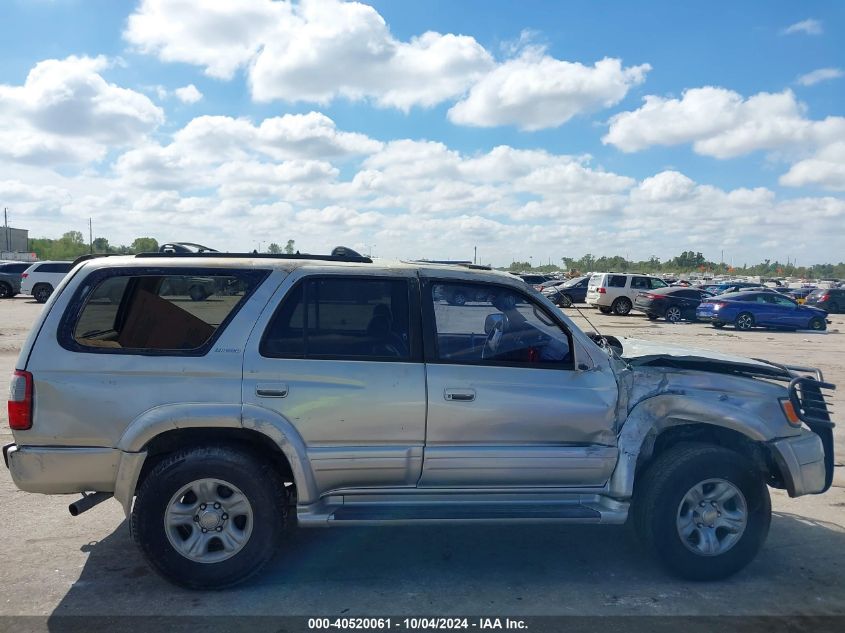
[[0, 295, 843, 617]]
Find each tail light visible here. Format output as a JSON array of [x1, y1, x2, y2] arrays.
[[818, 294, 829, 302], [8, 370, 33, 430], [712, 301, 728, 309], [21, 273, 28, 279], [597, 287, 606, 294], [640, 293, 659, 299]]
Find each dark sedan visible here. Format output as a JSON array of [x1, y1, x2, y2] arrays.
[[804, 288, 844, 313], [542, 275, 589, 307], [633, 287, 713, 322], [696, 291, 828, 331]]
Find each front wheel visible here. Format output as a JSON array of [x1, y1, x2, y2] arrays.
[[809, 317, 826, 331], [665, 306, 683, 323], [0, 282, 12, 299], [559, 294, 573, 308], [131, 446, 287, 589], [633, 444, 771, 581]]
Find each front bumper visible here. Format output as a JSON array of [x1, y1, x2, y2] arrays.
[[770, 430, 829, 497], [3, 443, 119, 494]]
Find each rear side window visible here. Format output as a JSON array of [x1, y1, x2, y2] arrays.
[[1, 263, 29, 273], [589, 274, 604, 286], [65, 270, 266, 353], [37, 263, 73, 273], [608, 275, 627, 288], [630, 276, 648, 289], [261, 277, 412, 361]]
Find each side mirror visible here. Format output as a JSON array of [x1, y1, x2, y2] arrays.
[[484, 313, 503, 335]]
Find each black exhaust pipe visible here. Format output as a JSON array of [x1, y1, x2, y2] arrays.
[[68, 492, 113, 516]]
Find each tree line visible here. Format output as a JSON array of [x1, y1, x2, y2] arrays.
[[507, 251, 845, 279], [28, 232, 159, 260]]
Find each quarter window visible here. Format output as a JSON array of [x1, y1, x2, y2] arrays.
[[261, 277, 412, 360], [71, 272, 261, 351], [430, 282, 572, 368], [630, 277, 649, 289]]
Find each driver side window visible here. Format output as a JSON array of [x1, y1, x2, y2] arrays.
[[430, 282, 573, 369]]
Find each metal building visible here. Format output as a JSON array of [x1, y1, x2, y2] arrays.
[[2, 226, 28, 252]]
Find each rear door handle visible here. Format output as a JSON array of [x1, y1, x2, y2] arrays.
[[444, 388, 475, 402], [256, 383, 288, 398]]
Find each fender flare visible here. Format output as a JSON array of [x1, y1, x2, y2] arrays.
[[113, 402, 317, 516], [608, 393, 772, 499]]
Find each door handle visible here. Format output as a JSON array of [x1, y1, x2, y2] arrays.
[[444, 388, 475, 402], [256, 383, 288, 398]]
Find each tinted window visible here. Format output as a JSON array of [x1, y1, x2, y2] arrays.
[[630, 277, 648, 289], [608, 275, 627, 288], [1, 263, 29, 273], [431, 282, 571, 368], [767, 294, 797, 307], [37, 262, 73, 273], [72, 272, 261, 351], [649, 277, 668, 289], [262, 277, 411, 360]]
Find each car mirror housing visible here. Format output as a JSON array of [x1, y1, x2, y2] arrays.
[[484, 313, 503, 335]]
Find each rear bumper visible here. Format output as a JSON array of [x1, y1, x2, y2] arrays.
[[769, 430, 829, 497], [696, 313, 722, 322], [3, 443, 119, 494]]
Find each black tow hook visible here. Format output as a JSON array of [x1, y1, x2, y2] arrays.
[[68, 492, 113, 516]]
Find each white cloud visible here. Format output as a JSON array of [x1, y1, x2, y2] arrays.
[[780, 142, 845, 191], [448, 49, 650, 130], [174, 84, 203, 103], [782, 18, 822, 36], [126, 0, 493, 111], [604, 87, 845, 159], [796, 67, 843, 86], [0, 55, 164, 165]]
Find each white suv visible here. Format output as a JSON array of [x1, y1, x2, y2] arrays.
[[586, 272, 668, 315], [20, 261, 74, 303]]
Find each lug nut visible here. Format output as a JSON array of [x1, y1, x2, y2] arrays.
[[216, 526, 223, 532], [201, 528, 207, 533], [200, 503, 207, 510], [222, 514, 228, 520], [193, 515, 199, 522], [213, 502, 221, 509]]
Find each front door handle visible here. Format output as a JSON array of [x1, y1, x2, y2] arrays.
[[256, 383, 288, 398], [444, 388, 475, 402]]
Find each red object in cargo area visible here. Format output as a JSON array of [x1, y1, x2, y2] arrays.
[[8, 370, 33, 430]]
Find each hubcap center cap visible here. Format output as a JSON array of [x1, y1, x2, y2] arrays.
[[697, 507, 718, 525], [198, 509, 223, 530]]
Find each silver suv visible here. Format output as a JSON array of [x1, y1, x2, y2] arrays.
[[4, 252, 835, 588]]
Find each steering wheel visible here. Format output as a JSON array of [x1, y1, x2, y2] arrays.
[[482, 312, 509, 360]]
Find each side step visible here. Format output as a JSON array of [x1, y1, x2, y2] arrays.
[[329, 503, 600, 524]]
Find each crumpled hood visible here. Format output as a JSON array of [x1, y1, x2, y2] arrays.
[[618, 337, 791, 379]]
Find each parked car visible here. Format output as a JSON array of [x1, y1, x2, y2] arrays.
[[696, 291, 828, 331], [20, 261, 74, 303], [704, 282, 768, 295], [633, 287, 714, 323], [538, 279, 567, 291], [0, 262, 31, 298], [518, 273, 550, 289], [5, 252, 834, 588], [786, 287, 816, 304], [586, 272, 668, 315], [543, 275, 590, 307], [804, 288, 844, 313]]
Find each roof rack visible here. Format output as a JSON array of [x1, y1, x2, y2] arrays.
[[134, 251, 373, 263], [409, 259, 491, 271], [71, 253, 120, 267]]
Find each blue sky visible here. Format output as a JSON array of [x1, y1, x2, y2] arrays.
[[0, 0, 843, 265]]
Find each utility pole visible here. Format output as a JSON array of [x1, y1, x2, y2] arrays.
[[3, 208, 8, 253], [474, 246, 477, 265], [88, 218, 93, 254]]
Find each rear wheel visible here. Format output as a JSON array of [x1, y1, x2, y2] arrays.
[[32, 284, 53, 303], [188, 285, 208, 302], [712, 321, 725, 329], [634, 444, 771, 580], [665, 306, 683, 323], [131, 445, 287, 589], [734, 312, 754, 330], [0, 282, 12, 299], [612, 297, 632, 316], [559, 294, 573, 308], [809, 317, 826, 331], [827, 302, 839, 314], [647, 314, 659, 321]]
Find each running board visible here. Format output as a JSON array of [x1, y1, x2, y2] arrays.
[[298, 495, 628, 527]]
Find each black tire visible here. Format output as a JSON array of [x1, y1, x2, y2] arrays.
[[734, 312, 755, 330], [0, 282, 12, 299], [559, 294, 573, 308], [598, 306, 612, 314], [633, 443, 771, 581], [712, 321, 725, 329], [808, 317, 826, 331], [188, 285, 207, 302], [131, 445, 287, 589], [33, 284, 52, 304], [665, 306, 683, 323], [612, 297, 632, 316]]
